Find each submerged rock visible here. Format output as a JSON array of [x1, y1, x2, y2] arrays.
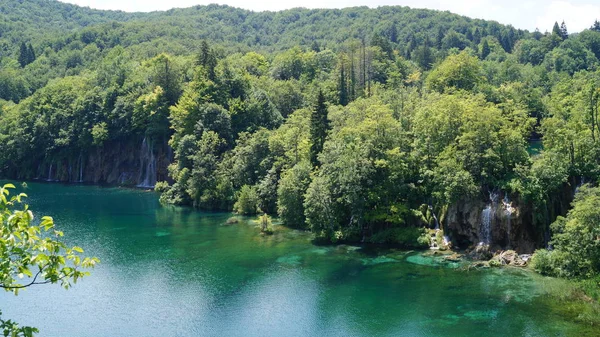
[[444, 252, 463, 263]]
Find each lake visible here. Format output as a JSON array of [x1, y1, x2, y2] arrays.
[[1, 182, 596, 336]]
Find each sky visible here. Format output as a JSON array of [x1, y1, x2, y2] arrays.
[[60, 0, 600, 33]]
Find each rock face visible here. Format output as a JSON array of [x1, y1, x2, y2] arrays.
[[445, 192, 537, 253], [32, 138, 171, 187], [445, 183, 576, 254]]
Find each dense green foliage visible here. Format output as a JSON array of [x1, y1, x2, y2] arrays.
[[532, 185, 600, 278], [0, 184, 98, 336], [1, 1, 600, 282]]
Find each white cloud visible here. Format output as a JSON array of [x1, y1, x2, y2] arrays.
[[60, 0, 600, 32]]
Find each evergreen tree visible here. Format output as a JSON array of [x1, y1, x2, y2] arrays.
[[339, 61, 348, 106], [436, 27, 444, 49], [552, 21, 564, 40], [197, 40, 217, 80], [414, 36, 434, 70], [592, 20, 600, 32], [27, 44, 36, 64], [371, 33, 393, 59], [311, 40, 320, 53], [473, 28, 481, 44], [481, 39, 491, 59], [390, 22, 398, 43], [408, 34, 418, 53], [310, 90, 329, 167], [466, 29, 474, 42], [350, 51, 356, 100], [18, 42, 28, 68], [560, 21, 568, 40]]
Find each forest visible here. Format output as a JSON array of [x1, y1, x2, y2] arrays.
[[0, 0, 600, 288]]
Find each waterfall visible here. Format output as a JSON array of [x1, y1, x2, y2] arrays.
[[479, 191, 499, 246], [503, 195, 514, 248], [137, 137, 157, 188], [429, 205, 440, 230], [429, 231, 439, 250], [47, 163, 53, 182]]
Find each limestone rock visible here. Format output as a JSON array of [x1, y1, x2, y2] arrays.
[[489, 250, 527, 267]]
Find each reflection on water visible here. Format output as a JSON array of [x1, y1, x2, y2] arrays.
[[0, 182, 593, 336]]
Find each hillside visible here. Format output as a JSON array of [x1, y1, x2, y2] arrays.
[[0, 0, 600, 279], [1, 0, 524, 55]]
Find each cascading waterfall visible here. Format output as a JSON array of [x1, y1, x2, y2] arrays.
[[137, 137, 157, 188], [503, 195, 514, 248], [47, 163, 53, 182], [429, 205, 440, 230], [479, 191, 499, 246], [428, 205, 450, 249]]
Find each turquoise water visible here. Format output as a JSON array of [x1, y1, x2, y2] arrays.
[[0, 182, 596, 336]]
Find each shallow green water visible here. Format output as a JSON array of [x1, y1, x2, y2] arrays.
[[1, 182, 596, 336]]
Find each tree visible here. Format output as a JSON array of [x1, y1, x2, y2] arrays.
[[552, 21, 568, 40], [560, 21, 569, 40], [481, 39, 491, 59], [277, 162, 311, 228], [309, 90, 329, 167], [473, 27, 481, 44], [234, 184, 260, 215], [148, 53, 182, 106], [426, 51, 483, 93], [0, 184, 98, 335], [18, 43, 29, 68], [532, 185, 600, 278], [592, 20, 600, 32], [27, 44, 35, 65], [436, 26, 444, 49], [413, 36, 434, 70], [339, 61, 348, 106], [311, 40, 320, 53], [389, 23, 398, 43], [197, 40, 217, 81]]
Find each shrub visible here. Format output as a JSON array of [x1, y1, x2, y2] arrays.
[[234, 185, 260, 215], [258, 214, 274, 235], [154, 181, 170, 193]]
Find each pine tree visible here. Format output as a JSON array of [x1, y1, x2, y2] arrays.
[[552, 22, 562, 39], [390, 23, 398, 43], [18, 42, 28, 68], [436, 26, 444, 49], [311, 40, 321, 53], [408, 34, 418, 53], [592, 20, 600, 32], [27, 44, 36, 64], [466, 29, 474, 42], [473, 28, 481, 44], [310, 90, 329, 168], [560, 21, 568, 39], [481, 39, 491, 60], [197, 40, 217, 80]]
